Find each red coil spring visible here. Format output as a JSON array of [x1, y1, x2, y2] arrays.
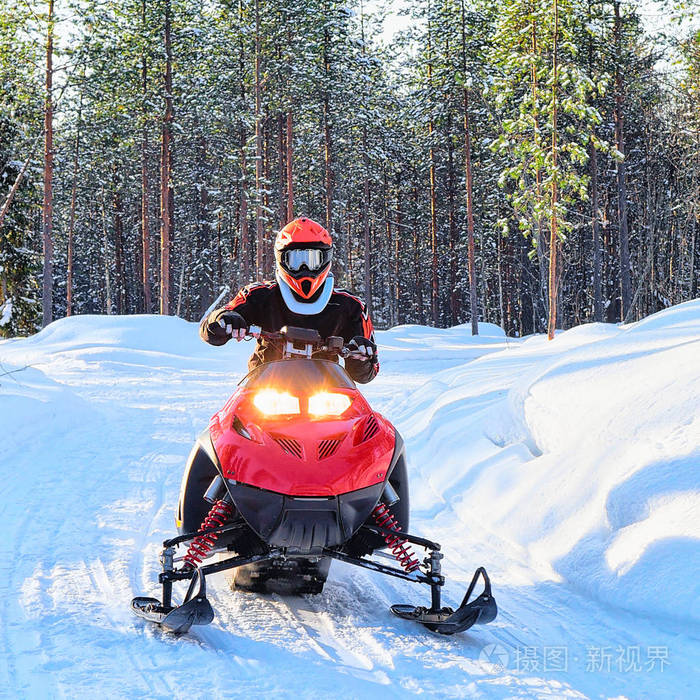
[[182, 499, 233, 569], [372, 502, 420, 572]]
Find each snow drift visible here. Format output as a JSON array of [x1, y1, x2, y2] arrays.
[[397, 301, 700, 627]]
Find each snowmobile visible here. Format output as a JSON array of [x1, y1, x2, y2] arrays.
[[131, 325, 497, 636]]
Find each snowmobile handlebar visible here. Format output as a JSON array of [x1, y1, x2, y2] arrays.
[[245, 324, 368, 361]]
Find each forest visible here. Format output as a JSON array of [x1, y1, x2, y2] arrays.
[[1, 0, 699, 338]]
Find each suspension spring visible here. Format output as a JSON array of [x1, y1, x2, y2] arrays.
[[181, 499, 234, 570], [371, 502, 420, 572]]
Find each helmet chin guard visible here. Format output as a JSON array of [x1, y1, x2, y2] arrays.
[[277, 272, 334, 315]]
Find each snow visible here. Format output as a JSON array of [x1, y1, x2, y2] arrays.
[[1, 302, 698, 698], [0, 297, 12, 327]]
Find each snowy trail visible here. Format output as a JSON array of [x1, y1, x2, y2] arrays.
[[1, 308, 698, 698]]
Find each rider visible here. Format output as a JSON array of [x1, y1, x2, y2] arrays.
[[200, 217, 378, 384]]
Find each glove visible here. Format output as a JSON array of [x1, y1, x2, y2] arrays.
[[348, 335, 378, 362], [212, 310, 247, 341]]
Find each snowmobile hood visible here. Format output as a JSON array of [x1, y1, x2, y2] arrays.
[[208, 359, 395, 497]]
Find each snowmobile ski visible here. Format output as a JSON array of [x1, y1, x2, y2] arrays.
[[131, 567, 214, 634], [390, 567, 497, 635]]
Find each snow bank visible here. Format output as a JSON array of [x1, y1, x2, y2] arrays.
[[402, 300, 700, 625], [520, 302, 700, 623], [9, 313, 228, 362], [0, 358, 89, 455], [372, 321, 508, 373]]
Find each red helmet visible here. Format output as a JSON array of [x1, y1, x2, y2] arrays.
[[275, 218, 332, 300]]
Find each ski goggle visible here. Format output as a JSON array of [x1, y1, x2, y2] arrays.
[[284, 248, 330, 272]]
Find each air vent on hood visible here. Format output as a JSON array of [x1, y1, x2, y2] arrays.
[[232, 415, 251, 440], [274, 437, 303, 459], [318, 439, 341, 460], [362, 414, 380, 442]]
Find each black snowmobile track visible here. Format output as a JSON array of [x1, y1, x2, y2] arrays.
[[232, 556, 331, 595]]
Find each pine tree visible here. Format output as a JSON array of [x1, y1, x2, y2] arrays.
[[489, 0, 604, 336]]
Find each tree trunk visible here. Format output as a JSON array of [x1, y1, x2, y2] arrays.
[[460, 0, 479, 336], [394, 172, 402, 324], [517, 223, 534, 335], [323, 21, 334, 233], [587, 0, 602, 323], [263, 113, 271, 276], [114, 182, 126, 315], [176, 249, 188, 317], [254, 0, 264, 278], [503, 233, 514, 333], [238, 1, 250, 283], [216, 203, 223, 288], [463, 92, 479, 334], [141, 0, 152, 313], [286, 113, 294, 221], [278, 114, 286, 228], [240, 139, 250, 283], [160, 0, 174, 315], [614, 0, 631, 320], [497, 226, 505, 328], [530, 8, 547, 331], [141, 131, 152, 313], [590, 142, 602, 322], [198, 133, 210, 312], [412, 184, 424, 324], [362, 125, 372, 311], [547, 0, 560, 340], [690, 221, 697, 299], [346, 219, 353, 290], [66, 89, 82, 317], [446, 112, 458, 326], [383, 170, 393, 325], [42, 0, 55, 327], [323, 103, 334, 234], [101, 190, 112, 315], [359, 3, 372, 309], [603, 201, 619, 321], [427, 1, 438, 326]]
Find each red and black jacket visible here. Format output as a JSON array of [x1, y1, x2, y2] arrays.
[[200, 281, 378, 384]]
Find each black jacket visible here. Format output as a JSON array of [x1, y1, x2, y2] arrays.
[[200, 280, 378, 384]]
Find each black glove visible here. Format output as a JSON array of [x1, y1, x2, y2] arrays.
[[347, 335, 378, 362], [211, 310, 247, 341]]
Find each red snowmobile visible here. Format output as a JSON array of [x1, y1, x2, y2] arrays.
[[131, 326, 497, 635]]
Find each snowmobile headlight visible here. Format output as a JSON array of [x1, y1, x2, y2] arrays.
[[308, 392, 352, 416], [253, 389, 300, 416]]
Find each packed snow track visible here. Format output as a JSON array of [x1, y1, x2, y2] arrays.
[[1, 303, 699, 698]]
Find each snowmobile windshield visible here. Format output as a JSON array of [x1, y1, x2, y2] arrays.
[[240, 359, 355, 394]]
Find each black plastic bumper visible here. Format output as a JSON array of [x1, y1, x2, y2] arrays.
[[227, 481, 385, 554]]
